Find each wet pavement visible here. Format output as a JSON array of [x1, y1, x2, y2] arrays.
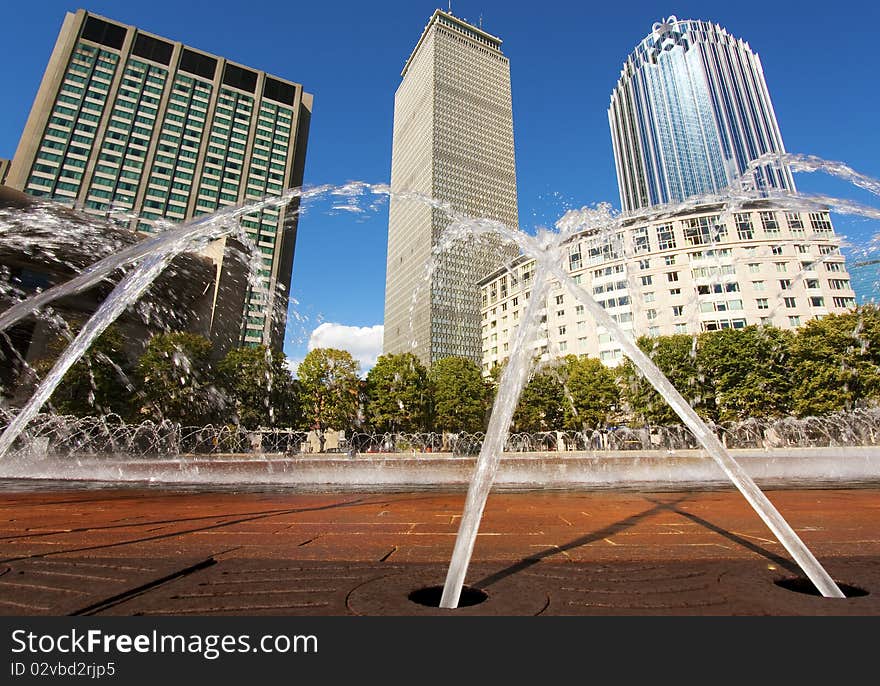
[[0, 485, 878, 615]]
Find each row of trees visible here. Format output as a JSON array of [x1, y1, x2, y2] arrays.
[[19, 305, 880, 432], [31, 330, 298, 428]]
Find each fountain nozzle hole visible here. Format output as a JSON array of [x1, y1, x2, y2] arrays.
[[408, 585, 488, 608], [774, 577, 868, 598]]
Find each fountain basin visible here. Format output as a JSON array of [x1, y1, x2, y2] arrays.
[[1, 446, 878, 490]]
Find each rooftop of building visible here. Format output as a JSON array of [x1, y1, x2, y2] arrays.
[[70, 9, 309, 104], [476, 195, 834, 287], [401, 8, 504, 77]]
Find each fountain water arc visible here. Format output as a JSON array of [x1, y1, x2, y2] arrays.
[[434, 164, 880, 605]]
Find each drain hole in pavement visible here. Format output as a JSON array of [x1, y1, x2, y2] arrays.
[[774, 577, 868, 598], [409, 585, 488, 608]]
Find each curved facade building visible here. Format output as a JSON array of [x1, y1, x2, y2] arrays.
[[479, 203, 856, 372], [609, 17, 795, 212]]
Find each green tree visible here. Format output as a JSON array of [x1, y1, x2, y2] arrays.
[[135, 332, 219, 425], [697, 326, 795, 422], [32, 324, 135, 419], [296, 348, 361, 440], [511, 362, 566, 432], [429, 356, 490, 433], [364, 353, 429, 432], [790, 306, 880, 416], [619, 334, 710, 425], [216, 345, 300, 429], [560, 355, 620, 430]]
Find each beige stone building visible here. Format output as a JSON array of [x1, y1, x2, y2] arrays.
[[479, 202, 857, 373], [6, 9, 312, 353], [383, 10, 519, 366]]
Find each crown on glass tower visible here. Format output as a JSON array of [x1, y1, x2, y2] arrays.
[[652, 16, 679, 36]]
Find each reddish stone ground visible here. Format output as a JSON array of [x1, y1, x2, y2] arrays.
[[0, 484, 878, 615]]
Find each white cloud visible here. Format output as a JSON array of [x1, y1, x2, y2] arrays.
[[306, 323, 384, 374]]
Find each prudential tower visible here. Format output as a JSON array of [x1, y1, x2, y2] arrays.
[[382, 9, 519, 366]]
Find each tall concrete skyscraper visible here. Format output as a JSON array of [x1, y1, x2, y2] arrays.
[[609, 17, 794, 213], [7, 9, 312, 352], [383, 9, 519, 366]]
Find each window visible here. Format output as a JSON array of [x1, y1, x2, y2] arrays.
[[760, 211, 780, 234], [555, 295, 564, 305], [640, 275, 653, 286], [789, 316, 801, 327], [656, 224, 676, 250], [669, 288, 681, 296], [748, 263, 761, 274], [665, 255, 676, 266], [558, 326, 566, 336], [683, 216, 724, 246], [810, 296, 825, 307], [632, 227, 650, 253], [752, 281, 765, 291], [809, 212, 833, 233], [672, 305, 684, 317], [638, 258, 650, 270], [771, 245, 784, 256], [644, 292, 656, 303], [735, 213, 754, 240], [775, 262, 788, 272], [779, 279, 792, 290], [667, 271, 679, 282], [805, 279, 820, 289], [786, 212, 804, 231], [829, 279, 850, 290], [756, 298, 769, 310], [646, 309, 657, 321], [784, 297, 797, 308]]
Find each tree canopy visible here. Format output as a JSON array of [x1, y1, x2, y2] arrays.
[[619, 334, 707, 425], [364, 352, 430, 433], [429, 356, 489, 433], [216, 345, 300, 429], [296, 348, 361, 433], [512, 361, 566, 433], [559, 354, 620, 430], [789, 307, 880, 417], [33, 324, 136, 419], [135, 332, 219, 425]]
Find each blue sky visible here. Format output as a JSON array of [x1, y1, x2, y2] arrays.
[[1, 1, 878, 371]]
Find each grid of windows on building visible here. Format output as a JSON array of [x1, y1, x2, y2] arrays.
[[478, 204, 857, 373], [383, 9, 519, 367], [8, 10, 312, 352]]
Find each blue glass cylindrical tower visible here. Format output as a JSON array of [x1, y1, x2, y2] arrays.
[[609, 17, 795, 213]]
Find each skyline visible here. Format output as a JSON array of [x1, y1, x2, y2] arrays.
[[1, 1, 878, 372]]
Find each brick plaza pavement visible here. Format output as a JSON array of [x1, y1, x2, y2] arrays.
[[1, 485, 878, 615]]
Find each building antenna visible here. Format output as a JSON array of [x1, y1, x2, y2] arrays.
[[448, 1, 452, 14], [479, 14, 483, 29]]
